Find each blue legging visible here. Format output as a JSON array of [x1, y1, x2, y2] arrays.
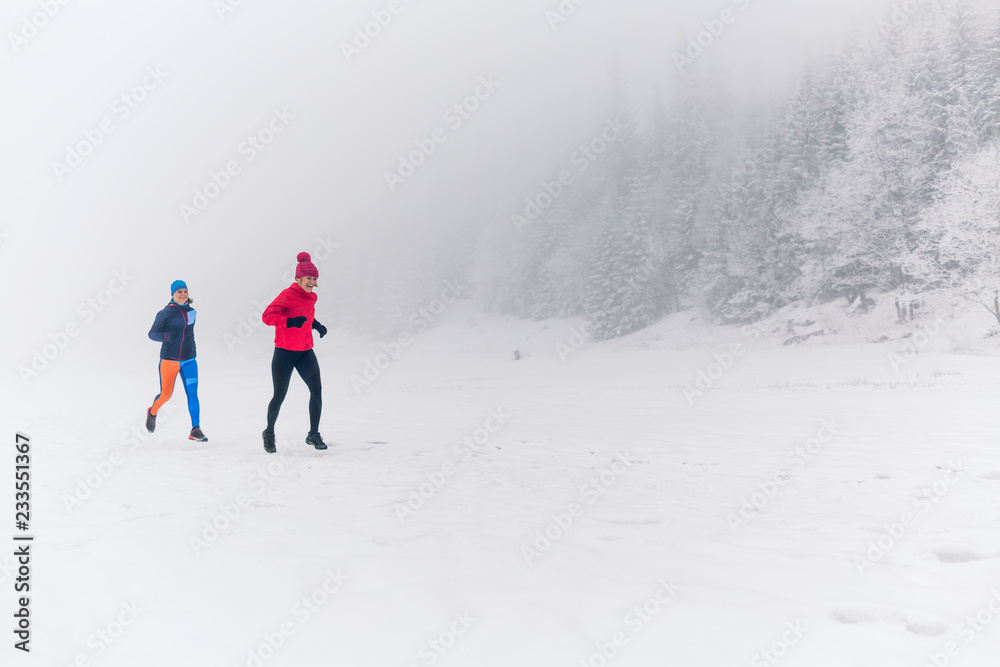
[[150, 358, 200, 427]]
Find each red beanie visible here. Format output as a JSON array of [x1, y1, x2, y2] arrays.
[[295, 252, 318, 280]]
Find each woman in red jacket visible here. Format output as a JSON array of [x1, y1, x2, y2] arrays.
[[261, 253, 329, 453]]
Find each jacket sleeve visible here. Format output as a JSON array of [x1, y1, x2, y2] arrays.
[[148, 308, 172, 342], [262, 291, 290, 328]]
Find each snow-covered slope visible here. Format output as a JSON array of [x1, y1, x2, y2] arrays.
[[6, 298, 1000, 666]]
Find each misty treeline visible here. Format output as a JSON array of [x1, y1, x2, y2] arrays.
[[468, 0, 1000, 339], [328, 1, 1000, 340]]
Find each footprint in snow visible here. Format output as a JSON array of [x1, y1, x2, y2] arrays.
[[903, 620, 950, 637], [832, 610, 948, 637], [596, 517, 663, 526], [935, 550, 996, 564], [832, 609, 871, 625], [371, 534, 429, 546]]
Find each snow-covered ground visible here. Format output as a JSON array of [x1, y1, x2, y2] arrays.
[[7, 298, 1000, 666]]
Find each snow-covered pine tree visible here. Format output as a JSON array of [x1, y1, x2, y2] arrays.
[[908, 140, 1000, 322], [583, 173, 667, 339], [982, 9, 1000, 142], [660, 74, 719, 313]]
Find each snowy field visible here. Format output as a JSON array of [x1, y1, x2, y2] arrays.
[[6, 299, 1000, 667]]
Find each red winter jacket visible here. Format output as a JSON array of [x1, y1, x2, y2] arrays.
[[262, 283, 317, 351]]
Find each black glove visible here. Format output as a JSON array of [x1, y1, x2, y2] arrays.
[[287, 316, 307, 329], [312, 320, 327, 338]]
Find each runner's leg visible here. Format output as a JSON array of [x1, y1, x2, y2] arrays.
[[295, 349, 323, 433], [179, 359, 201, 428], [266, 349, 297, 432], [151, 360, 180, 415]]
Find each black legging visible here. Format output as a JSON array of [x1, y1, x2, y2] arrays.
[[267, 348, 322, 433]]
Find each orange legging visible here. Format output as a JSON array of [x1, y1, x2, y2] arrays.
[[150, 359, 200, 426]]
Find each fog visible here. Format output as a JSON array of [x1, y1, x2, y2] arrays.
[[7, 5, 1000, 663], [3, 0, 903, 370]]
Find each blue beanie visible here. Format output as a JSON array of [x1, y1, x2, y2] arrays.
[[170, 280, 188, 295]]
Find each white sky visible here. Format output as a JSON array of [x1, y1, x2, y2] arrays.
[[0, 0, 961, 368]]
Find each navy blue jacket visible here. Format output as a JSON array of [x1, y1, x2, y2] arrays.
[[148, 301, 197, 361]]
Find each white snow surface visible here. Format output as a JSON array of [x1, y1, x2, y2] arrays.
[[6, 297, 1000, 667]]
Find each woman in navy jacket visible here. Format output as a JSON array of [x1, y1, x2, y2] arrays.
[[146, 280, 207, 441]]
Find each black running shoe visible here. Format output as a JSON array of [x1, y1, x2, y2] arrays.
[[189, 427, 208, 442], [305, 432, 328, 450], [263, 429, 276, 454], [146, 408, 156, 433]]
